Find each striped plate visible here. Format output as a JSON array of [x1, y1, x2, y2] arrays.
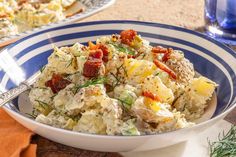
[[0, 21, 235, 152]]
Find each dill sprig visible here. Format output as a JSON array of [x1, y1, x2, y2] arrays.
[[25, 109, 38, 119], [110, 43, 135, 55], [117, 98, 132, 109], [208, 125, 236, 157], [72, 77, 107, 94]]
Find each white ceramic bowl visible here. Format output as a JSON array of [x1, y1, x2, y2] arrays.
[[1, 21, 236, 152]]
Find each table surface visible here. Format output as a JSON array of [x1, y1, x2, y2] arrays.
[[30, 0, 235, 156]]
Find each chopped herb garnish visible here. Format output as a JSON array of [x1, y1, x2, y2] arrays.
[[111, 73, 122, 85], [117, 92, 134, 109], [155, 72, 160, 76], [25, 109, 37, 119], [55, 109, 80, 122], [40, 66, 46, 72], [72, 77, 107, 94], [35, 99, 52, 114], [35, 99, 49, 108], [208, 125, 236, 157], [66, 59, 73, 67], [117, 98, 132, 109], [110, 43, 135, 55]]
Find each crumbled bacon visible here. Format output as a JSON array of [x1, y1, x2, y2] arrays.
[[45, 74, 71, 93], [99, 44, 109, 62], [89, 49, 103, 59], [162, 48, 173, 62], [127, 54, 135, 59], [152, 46, 170, 54], [83, 43, 108, 77], [88, 42, 109, 62], [162, 52, 171, 62], [120, 29, 137, 45], [153, 59, 177, 80], [83, 59, 102, 77], [152, 46, 173, 62], [142, 91, 161, 102]]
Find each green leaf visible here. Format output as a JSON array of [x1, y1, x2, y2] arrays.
[[72, 77, 107, 94]]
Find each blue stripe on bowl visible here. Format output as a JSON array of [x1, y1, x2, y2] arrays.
[[6, 21, 236, 58]]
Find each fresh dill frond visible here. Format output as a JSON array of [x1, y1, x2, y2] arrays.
[[34, 99, 53, 115], [110, 43, 135, 55], [72, 77, 107, 94], [208, 125, 236, 157]]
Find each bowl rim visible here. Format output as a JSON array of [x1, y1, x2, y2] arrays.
[[2, 20, 236, 138]]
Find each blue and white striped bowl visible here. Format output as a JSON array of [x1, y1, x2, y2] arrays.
[[0, 21, 235, 152]]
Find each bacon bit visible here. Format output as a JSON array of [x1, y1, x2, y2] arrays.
[[153, 59, 177, 79], [142, 91, 161, 102], [84, 44, 108, 77], [127, 54, 135, 59], [45, 74, 71, 93], [88, 43, 109, 62], [162, 48, 173, 62], [162, 52, 171, 62], [99, 44, 109, 62], [120, 29, 137, 45], [83, 59, 102, 77], [89, 49, 103, 59], [152, 47, 173, 62], [152, 46, 169, 54]]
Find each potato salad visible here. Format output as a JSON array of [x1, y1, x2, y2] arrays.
[[29, 29, 217, 135], [0, 0, 80, 38]]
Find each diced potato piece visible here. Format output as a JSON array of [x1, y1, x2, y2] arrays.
[[101, 97, 122, 135], [73, 110, 106, 134], [47, 46, 78, 74], [173, 76, 217, 120], [124, 58, 157, 84], [132, 96, 174, 123], [29, 87, 54, 115], [191, 76, 217, 97], [142, 75, 174, 104], [35, 110, 77, 130], [120, 119, 140, 136]]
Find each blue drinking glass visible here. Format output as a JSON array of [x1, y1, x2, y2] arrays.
[[205, 0, 236, 45]]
